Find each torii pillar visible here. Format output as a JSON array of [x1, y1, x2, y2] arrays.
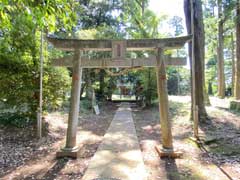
[[56, 50, 82, 158], [155, 48, 183, 158]]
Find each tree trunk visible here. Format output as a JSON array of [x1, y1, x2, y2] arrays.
[[141, 0, 145, 16], [204, 86, 211, 106], [231, 32, 235, 97], [85, 69, 92, 100], [99, 69, 105, 99], [235, 1, 240, 100], [217, 0, 225, 98], [146, 68, 152, 106], [30, 30, 39, 122], [184, 0, 208, 122], [177, 67, 181, 95]]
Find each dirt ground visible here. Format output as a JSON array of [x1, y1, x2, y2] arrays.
[[0, 97, 239, 180], [0, 102, 117, 180], [133, 96, 240, 180]]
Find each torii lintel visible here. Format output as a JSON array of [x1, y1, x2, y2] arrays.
[[47, 35, 192, 51]]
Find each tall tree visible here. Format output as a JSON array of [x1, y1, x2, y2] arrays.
[[217, 0, 225, 98], [184, 0, 208, 121], [168, 16, 184, 95], [169, 16, 184, 36], [203, 0, 218, 96], [123, 0, 162, 105], [231, 32, 235, 96], [235, 0, 240, 99]]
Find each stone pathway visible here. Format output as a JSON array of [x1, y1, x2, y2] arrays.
[[82, 103, 147, 180]]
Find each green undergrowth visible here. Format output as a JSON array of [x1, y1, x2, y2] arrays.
[[204, 136, 240, 156], [165, 164, 207, 180], [169, 100, 191, 125], [0, 112, 32, 128], [79, 98, 106, 114], [150, 97, 191, 125]]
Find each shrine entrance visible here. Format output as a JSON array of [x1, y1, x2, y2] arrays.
[[48, 35, 191, 158]]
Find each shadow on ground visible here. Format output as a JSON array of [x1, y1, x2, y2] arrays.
[[23, 158, 69, 180], [199, 114, 240, 162]]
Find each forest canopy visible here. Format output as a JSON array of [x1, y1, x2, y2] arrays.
[[0, 0, 239, 127]]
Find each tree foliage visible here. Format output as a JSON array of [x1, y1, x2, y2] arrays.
[[3, 0, 238, 127], [0, 0, 76, 125]]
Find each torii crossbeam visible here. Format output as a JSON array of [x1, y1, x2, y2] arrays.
[[48, 35, 191, 158]]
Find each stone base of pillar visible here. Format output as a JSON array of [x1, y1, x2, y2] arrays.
[[155, 146, 183, 158], [56, 146, 80, 159]]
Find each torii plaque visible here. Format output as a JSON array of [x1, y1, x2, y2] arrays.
[[48, 35, 191, 158]]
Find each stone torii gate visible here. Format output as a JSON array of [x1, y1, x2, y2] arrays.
[[48, 35, 191, 158]]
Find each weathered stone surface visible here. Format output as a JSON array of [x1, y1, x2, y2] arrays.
[[112, 40, 126, 58], [52, 56, 187, 67], [155, 146, 183, 158], [156, 49, 173, 149], [47, 35, 192, 51], [56, 147, 80, 159], [230, 100, 240, 111]]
